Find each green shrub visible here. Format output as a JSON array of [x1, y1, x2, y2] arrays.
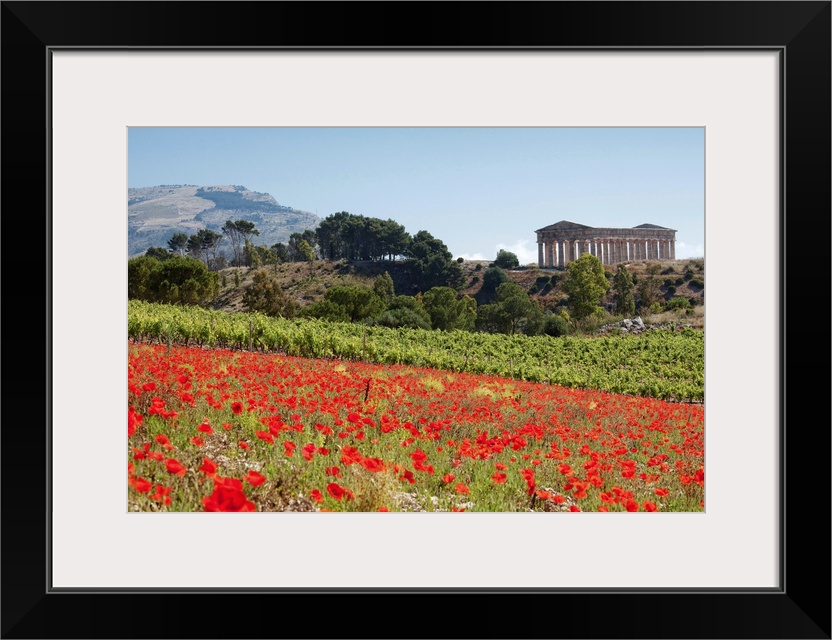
[[689, 278, 704, 289], [666, 296, 691, 312], [482, 266, 509, 291], [543, 314, 571, 337]]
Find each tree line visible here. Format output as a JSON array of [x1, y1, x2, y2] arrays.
[[140, 212, 465, 293], [132, 210, 691, 337]]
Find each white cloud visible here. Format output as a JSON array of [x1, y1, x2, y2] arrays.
[[675, 242, 704, 260], [495, 240, 538, 266]]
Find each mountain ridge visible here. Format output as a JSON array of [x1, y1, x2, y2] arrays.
[[128, 184, 320, 256]]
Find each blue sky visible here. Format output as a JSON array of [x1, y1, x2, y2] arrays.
[[128, 127, 704, 262]]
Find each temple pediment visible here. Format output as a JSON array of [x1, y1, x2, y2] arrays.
[[534, 220, 592, 233], [633, 223, 672, 230]]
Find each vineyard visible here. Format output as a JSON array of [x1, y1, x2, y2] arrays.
[[128, 301, 704, 402]]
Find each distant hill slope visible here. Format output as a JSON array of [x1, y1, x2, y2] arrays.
[[128, 184, 320, 256], [210, 257, 705, 331]]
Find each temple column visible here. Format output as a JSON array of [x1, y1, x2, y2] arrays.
[[548, 240, 555, 268], [562, 239, 570, 265], [538, 241, 544, 267]]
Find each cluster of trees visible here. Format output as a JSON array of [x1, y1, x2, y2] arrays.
[[316, 212, 409, 261], [243, 269, 476, 332], [144, 212, 466, 294], [241, 266, 574, 338], [128, 255, 219, 305]]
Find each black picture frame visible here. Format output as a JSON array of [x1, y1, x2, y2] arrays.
[[2, 2, 829, 638]]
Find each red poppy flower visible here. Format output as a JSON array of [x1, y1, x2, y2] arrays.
[[197, 423, 213, 434], [655, 487, 669, 497], [214, 476, 244, 491], [151, 484, 172, 505], [441, 473, 455, 484], [283, 441, 296, 457], [491, 472, 507, 484], [165, 458, 187, 477], [327, 482, 350, 501], [190, 436, 205, 447], [301, 443, 316, 461], [238, 440, 249, 450], [569, 505, 581, 512], [255, 430, 274, 445], [155, 434, 171, 446], [199, 457, 218, 477], [231, 402, 244, 415], [625, 499, 639, 512], [643, 501, 658, 512], [134, 477, 152, 493], [598, 505, 610, 512], [141, 382, 156, 393], [325, 466, 342, 478], [244, 470, 266, 487], [454, 483, 470, 495], [360, 457, 386, 473], [202, 483, 255, 512], [128, 407, 143, 437], [378, 506, 389, 512], [310, 489, 323, 504]]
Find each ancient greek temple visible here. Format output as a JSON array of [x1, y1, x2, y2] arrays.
[[535, 221, 676, 267]]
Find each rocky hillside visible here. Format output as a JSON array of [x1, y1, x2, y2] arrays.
[[210, 257, 705, 328], [128, 184, 319, 256]]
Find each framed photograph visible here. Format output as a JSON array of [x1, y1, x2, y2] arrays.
[[3, 2, 829, 638]]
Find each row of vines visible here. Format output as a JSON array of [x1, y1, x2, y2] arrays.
[[128, 300, 704, 402]]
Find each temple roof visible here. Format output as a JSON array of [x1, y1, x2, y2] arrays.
[[536, 220, 676, 233], [633, 223, 672, 230], [535, 220, 592, 233]]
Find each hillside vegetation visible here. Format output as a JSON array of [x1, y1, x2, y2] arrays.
[[210, 257, 705, 329]]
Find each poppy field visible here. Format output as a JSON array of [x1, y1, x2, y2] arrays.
[[128, 342, 704, 512]]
